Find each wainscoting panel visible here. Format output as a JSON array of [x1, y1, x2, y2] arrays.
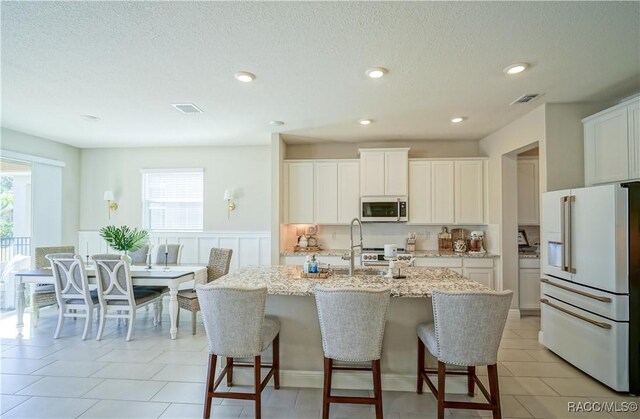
[[78, 231, 271, 270]]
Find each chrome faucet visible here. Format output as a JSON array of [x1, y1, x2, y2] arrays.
[[342, 217, 363, 276]]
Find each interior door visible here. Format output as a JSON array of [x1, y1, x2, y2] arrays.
[[541, 189, 571, 280], [571, 184, 628, 294]]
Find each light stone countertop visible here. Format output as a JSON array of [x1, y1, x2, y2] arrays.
[[209, 265, 490, 298], [518, 253, 540, 259], [280, 249, 499, 258]]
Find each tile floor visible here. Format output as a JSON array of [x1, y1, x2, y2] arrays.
[[0, 307, 637, 418]]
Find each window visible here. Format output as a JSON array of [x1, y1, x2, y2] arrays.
[[142, 169, 204, 231]]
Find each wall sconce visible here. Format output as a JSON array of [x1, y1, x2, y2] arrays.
[[223, 189, 236, 219], [104, 190, 118, 219]]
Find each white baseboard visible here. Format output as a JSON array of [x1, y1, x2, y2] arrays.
[[508, 309, 521, 320], [225, 368, 469, 393]]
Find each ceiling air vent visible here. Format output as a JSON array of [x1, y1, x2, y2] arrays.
[[510, 93, 542, 105], [171, 103, 204, 114]]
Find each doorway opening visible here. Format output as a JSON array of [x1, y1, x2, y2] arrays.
[[0, 159, 32, 314]]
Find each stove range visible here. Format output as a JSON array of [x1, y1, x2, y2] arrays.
[[361, 247, 413, 266]]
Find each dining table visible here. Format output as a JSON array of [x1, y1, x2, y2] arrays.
[[13, 265, 207, 339]]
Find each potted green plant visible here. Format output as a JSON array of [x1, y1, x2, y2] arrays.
[[99, 225, 149, 265]]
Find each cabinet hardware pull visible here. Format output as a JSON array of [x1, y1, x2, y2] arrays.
[[540, 278, 612, 302], [540, 298, 612, 329]]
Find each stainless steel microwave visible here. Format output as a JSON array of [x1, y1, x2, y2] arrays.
[[361, 197, 408, 222]]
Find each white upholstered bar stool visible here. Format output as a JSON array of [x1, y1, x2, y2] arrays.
[[314, 286, 391, 419], [416, 290, 513, 419], [46, 253, 98, 340], [196, 284, 280, 419]]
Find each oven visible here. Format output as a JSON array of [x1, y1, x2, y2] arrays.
[[361, 197, 408, 222]]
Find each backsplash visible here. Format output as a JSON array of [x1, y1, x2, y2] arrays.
[[519, 225, 540, 246], [283, 224, 492, 251]]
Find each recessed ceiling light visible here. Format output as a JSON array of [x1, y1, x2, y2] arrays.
[[451, 117, 465, 124], [270, 121, 284, 126], [359, 119, 373, 125], [81, 114, 101, 122], [172, 103, 203, 114], [365, 67, 388, 79], [503, 63, 529, 75], [234, 71, 256, 82]]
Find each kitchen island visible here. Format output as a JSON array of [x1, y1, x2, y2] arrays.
[[207, 266, 489, 392]]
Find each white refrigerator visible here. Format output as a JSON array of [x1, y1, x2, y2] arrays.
[[541, 182, 639, 393]]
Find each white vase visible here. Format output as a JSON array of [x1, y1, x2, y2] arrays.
[[299, 236, 308, 248]]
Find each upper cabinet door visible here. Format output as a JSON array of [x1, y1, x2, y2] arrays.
[[517, 159, 539, 225], [384, 150, 409, 196], [409, 160, 432, 224], [629, 100, 640, 180], [337, 161, 360, 224], [314, 161, 338, 224], [454, 160, 484, 224], [287, 162, 314, 224], [360, 151, 385, 196], [584, 107, 629, 185], [431, 161, 455, 224]]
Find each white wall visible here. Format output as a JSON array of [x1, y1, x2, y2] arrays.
[[0, 128, 81, 246], [79, 145, 271, 232]]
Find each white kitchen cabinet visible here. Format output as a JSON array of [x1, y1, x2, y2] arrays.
[[359, 150, 385, 196], [286, 162, 314, 224], [454, 160, 484, 224], [629, 100, 640, 180], [583, 98, 640, 186], [408, 160, 432, 224], [385, 150, 409, 196], [337, 161, 360, 224], [517, 159, 539, 225], [463, 268, 493, 289], [431, 160, 455, 224], [359, 148, 409, 196], [519, 258, 541, 310], [314, 161, 338, 224], [462, 258, 494, 289]]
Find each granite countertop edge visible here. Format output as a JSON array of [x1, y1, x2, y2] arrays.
[[280, 249, 500, 258]]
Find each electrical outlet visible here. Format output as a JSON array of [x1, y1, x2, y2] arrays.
[[332, 232, 336, 240]]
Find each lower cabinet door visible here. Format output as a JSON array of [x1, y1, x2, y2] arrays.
[[519, 268, 540, 309], [463, 268, 493, 289]]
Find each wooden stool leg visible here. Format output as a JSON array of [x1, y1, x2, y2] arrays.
[[203, 354, 217, 419], [417, 339, 425, 394], [322, 357, 333, 419], [254, 355, 262, 419], [227, 357, 234, 387], [467, 366, 476, 396], [488, 364, 502, 419], [372, 359, 383, 419], [437, 361, 446, 419], [273, 333, 280, 389]]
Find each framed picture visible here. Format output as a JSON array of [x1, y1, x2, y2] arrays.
[[517, 230, 529, 247]]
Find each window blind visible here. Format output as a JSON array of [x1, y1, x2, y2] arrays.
[[142, 170, 204, 231]]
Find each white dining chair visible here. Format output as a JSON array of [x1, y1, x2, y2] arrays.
[[92, 254, 164, 341], [46, 253, 98, 340]]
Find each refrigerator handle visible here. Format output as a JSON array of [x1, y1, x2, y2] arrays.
[[560, 196, 568, 272], [567, 195, 576, 274]]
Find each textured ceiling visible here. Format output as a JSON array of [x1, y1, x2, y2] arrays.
[[1, 1, 639, 148]]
